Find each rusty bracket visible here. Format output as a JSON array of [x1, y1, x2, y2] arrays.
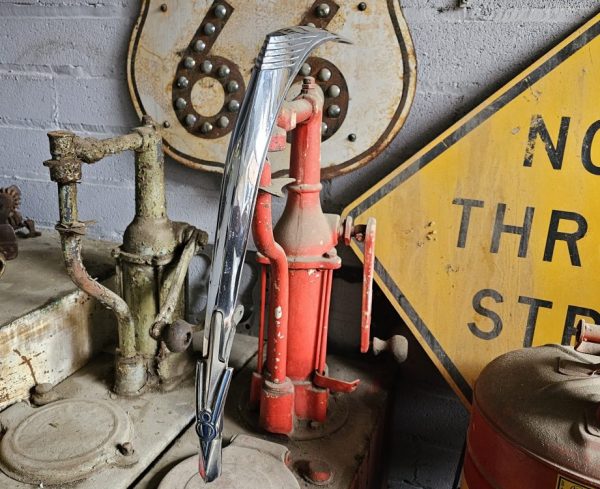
[[313, 370, 359, 393]]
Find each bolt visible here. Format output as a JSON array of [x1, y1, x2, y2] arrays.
[[160, 3, 167, 12], [203, 22, 216, 35], [201, 122, 213, 133], [348, 133, 357, 142], [306, 460, 332, 485], [217, 65, 230, 78], [163, 121, 170, 128], [318, 68, 332, 82], [327, 84, 341, 98], [183, 56, 196, 69], [309, 420, 322, 430], [226, 80, 239, 93], [117, 442, 134, 456], [34, 383, 53, 395], [175, 97, 187, 110], [358, 2, 367, 11], [200, 60, 213, 73], [300, 63, 311, 76], [184, 114, 197, 127], [316, 3, 330, 17], [214, 3, 227, 18], [227, 100, 240, 112], [327, 104, 341, 118], [217, 116, 230, 128], [176, 76, 189, 88], [193, 40, 206, 52], [321, 122, 328, 135]]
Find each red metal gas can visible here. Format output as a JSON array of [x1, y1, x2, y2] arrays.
[[464, 344, 600, 489]]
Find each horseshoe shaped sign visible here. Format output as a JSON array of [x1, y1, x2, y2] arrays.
[[127, 0, 416, 178]]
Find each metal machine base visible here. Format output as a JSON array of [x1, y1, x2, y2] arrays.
[[158, 435, 299, 489]]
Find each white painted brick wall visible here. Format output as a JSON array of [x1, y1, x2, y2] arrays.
[[0, 2, 598, 488]]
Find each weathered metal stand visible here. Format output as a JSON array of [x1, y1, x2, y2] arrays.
[[43, 117, 207, 395]]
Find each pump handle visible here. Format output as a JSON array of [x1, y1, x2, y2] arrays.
[[360, 217, 376, 353]]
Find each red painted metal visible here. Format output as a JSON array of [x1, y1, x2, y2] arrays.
[[250, 77, 376, 435]]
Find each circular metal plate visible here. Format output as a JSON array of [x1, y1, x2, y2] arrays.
[[158, 435, 299, 489], [0, 399, 132, 485]]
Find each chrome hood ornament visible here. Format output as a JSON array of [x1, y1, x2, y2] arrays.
[[196, 26, 349, 482]]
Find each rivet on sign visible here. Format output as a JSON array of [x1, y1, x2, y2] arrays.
[[214, 4, 227, 18], [318, 68, 332, 82], [300, 63, 311, 76], [217, 65, 230, 78], [226, 80, 239, 93], [316, 3, 331, 17], [348, 133, 357, 142], [163, 121, 170, 128], [160, 3, 168, 12], [176, 76, 189, 88], [203, 23, 216, 35], [184, 114, 197, 127], [183, 57, 196, 69], [193, 40, 206, 52], [175, 98, 187, 110], [201, 122, 213, 133], [217, 116, 230, 128], [358, 2, 367, 11], [327, 84, 341, 98], [321, 122, 328, 134], [327, 104, 341, 118], [201, 60, 213, 73], [227, 100, 240, 112]]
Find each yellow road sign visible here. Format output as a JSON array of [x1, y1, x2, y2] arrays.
[[344, 12, 600, 405]]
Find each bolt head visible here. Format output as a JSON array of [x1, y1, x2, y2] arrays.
[[217, 116, 230, 128], [159, 3, 167, 12], [318, 68, 332, 82], [214, 3, 227, 18], [306, 22, 316, 28], [201, 122, 213, 133], [321, 122, 328, 135], [184, 114, 197, 127], [358, 2, 367, 11], [200, 60, 213, 74], [307, 460, 333, 484], [34, 383, 53, 395], [183, 56, 195, 69], [327, 84, 341, 98], [175, 97, 187, 110], [327, 104, 341, 118], [203, 22, 216, 35], [226, 80, 239, 93], [217, 65, 230, 78], [316, 3, 330, 17], [162, 120, 170, 128], [117, 442, 134, 457], [300, 63, 312, 77], [176, 76, 189, 88], [193, 40, 206, 52], [227, 100, 240, 112], [348, 133, 357, 142]]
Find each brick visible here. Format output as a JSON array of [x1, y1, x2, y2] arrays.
[[0, 73, 54, 123]]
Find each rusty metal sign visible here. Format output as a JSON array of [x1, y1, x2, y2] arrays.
[[127, 0, 416, 178], [343, 12, 600, 405]]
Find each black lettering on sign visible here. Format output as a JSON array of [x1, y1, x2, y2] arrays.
[[452, 198, 484, 248], [490, 203, 535, 258], [563, 306, 600, 345], [468, 289, 503, 340], [582, 120, 600, 175], [518, 296, 553, 347], [543, 210, 588, 267], [523, 115, 571, 170]]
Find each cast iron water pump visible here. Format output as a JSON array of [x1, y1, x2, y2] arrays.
[[249, 77, 376, 435]]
